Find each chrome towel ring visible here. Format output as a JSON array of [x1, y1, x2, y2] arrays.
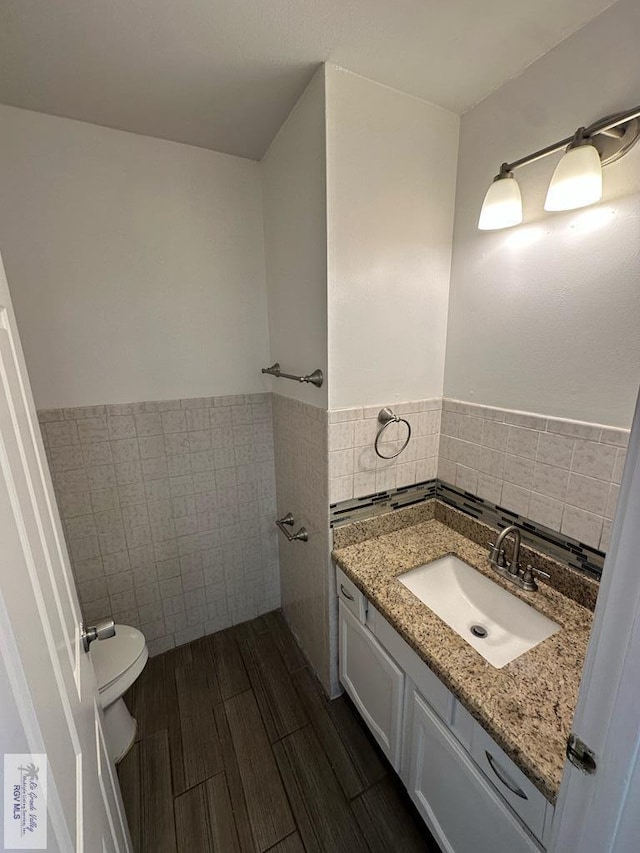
[[374, 407, 412, 459]]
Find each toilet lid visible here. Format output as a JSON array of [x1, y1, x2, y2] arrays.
[[90, 624, 146, 691]]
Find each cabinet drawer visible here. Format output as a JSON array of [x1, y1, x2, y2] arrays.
[[470, 721, 551, 842], [336, 565, 367, 623], [407, 689, 542, 853]]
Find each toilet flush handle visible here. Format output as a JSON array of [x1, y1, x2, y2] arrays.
[[81, 618, 116, 653]]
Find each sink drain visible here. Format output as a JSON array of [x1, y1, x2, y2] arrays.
[[470, 624, 488, 639]]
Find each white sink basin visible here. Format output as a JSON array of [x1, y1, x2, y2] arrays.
[[398, 555, 560, 668]]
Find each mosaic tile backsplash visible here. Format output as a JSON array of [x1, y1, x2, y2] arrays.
[[39, 393, 280, 656], [330, 478, 605, 582]]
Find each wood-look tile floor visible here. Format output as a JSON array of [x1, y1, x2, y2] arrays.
[[118, 610, 440, 853]]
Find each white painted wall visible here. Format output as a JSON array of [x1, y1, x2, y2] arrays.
[[445, 0, 640, 429], [326, 65, 459, 411], [0, 105, 270, 409], [261, 67, 329, 407]]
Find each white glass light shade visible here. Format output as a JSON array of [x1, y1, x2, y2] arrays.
[[478, 175, 523, 231], [544, 144, 602, 211]]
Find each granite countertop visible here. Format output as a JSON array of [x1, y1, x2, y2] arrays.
[[333, 516, 593, 803]]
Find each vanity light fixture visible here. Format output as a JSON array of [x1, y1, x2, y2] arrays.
[[478, 166, 522, 230], [544, 129, 602, 211], [478, 104, 640, 230]]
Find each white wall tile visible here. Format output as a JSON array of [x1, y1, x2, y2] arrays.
[[506, 426, 539, 460], [437, 456, 457, 484], [536, 433, 575, 469], [77, 417, 109, 444], [443, 400, 470, 415], [416, 434, 438, 458], [161, 410, 187, 434], [134, 413, 163, 436], [396, 461, 417, 486], [504, 411, 547, 431], [532, 462, 568, 501], [503, 455, 535, 489], [441, 411, 460, 437], [528, 492, 564, 530], [329, 407, 362, 423], [418, 410, 439, 434], [605, 484, 620, 520], [456, 440, 480, 469], [329, 449, 354, 477], [438, 434, 455, 461], [456, 464, 478, 494], [478, 447, 504, 479], [561, 505, 603, 549], [600, 427, 629, 447], [566, 473, 609, 515], [613, 449, 627, 485], [329, 421, 354, 451], [476, 472, 502, 504], [400, 436, 418, 463], [416, 457, 437, 481], [458, 415, 483, 444], [376, 466, 397, 492], [43, 420, 79, 447], [438, 397, 629, 550], [330, 475, 353, 503], [481, 419, 509, 451], [142, 458, 169, 481], [547, 418, 601, 441], [572, 440, 617, 481], [108, 415, 137, 440], [353, 470, 377, 497], [185, 409, 210, 431], [42, 392, 279, 655], [501, 483, 531, 517]]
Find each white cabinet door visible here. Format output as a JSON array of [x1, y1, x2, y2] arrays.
[[407, 689, 542, 853], [338, 601, 404, 769]]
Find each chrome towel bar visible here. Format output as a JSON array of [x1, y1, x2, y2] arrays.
[[275, 512, 308, 542], [262, 362, 324, 388]]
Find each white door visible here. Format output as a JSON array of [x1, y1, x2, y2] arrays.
[[550, 388, 640, 853], [338, 601, 404, 769], [0, 251, 132, 852]]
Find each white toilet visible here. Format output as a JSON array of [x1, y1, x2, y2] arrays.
[[90, 625, 148, 763]]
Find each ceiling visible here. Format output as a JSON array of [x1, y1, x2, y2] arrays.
[[0, 0, 616, 160]]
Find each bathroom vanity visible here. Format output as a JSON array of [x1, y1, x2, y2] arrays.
[[333, 506, 594, 853]]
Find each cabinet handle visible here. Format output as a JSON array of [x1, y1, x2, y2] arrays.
[[340, 583, 355, 602], [485, 751, 528, 799]]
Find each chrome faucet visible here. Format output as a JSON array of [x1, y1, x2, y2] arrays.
[[493, 525, 522, 576], [488, 524, 550, 591]]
